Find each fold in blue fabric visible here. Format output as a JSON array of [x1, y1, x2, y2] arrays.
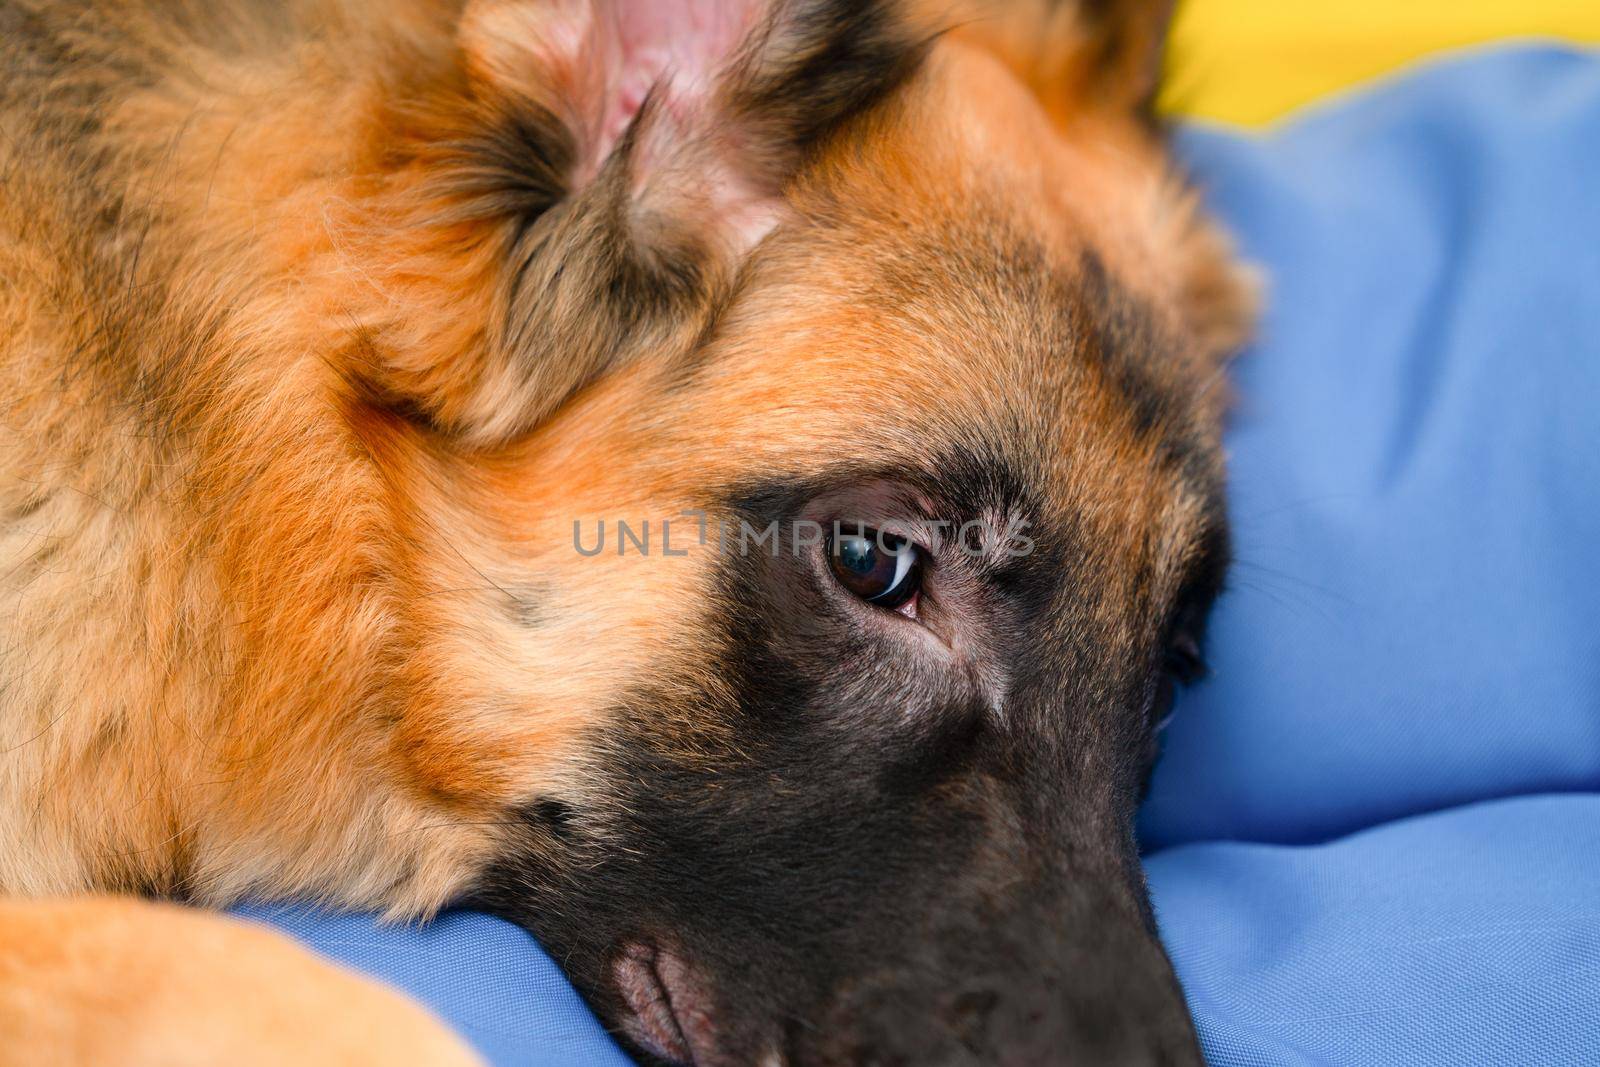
[[244, 45, 1600, 1066]]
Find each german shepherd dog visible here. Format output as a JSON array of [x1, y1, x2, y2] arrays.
[[0, 0, 1253, 1062]]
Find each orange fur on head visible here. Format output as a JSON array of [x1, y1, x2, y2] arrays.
[[3, 3, 1256, 1060], [0, 0, 1251, 922]]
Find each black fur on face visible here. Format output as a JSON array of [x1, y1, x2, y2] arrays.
[[475, 441, 1226, 1065], [463, 8, 1236, 1056]]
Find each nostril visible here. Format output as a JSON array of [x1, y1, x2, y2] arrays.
[[948, 988, 1000, 1054]]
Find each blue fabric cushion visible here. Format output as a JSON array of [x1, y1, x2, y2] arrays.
[[1148, 794, 1600, 1066], [243, 45, 1600, 1066], [1139, 43, 1600, 851], [233, 904, 633, 1066]]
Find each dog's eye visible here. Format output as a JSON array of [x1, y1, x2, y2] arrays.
[[827, 529, 922, 610], [1152, 632, 1206, 733], [1165, 631, 1205, 685]]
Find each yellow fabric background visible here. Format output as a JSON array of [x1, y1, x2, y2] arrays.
[[1161, 0, 1600, 125]]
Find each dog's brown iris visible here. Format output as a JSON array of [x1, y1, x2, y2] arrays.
[[828, 528, 921, 609]]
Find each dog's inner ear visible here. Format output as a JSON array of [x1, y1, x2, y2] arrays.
[[367, 0, 927, 445], [462, 0, 783, 249]]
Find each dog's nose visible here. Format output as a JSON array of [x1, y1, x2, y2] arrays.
[[790, 891, 1202, 1067], [807, 954, 1200, 1064], [609, 916, 1200, 1067]]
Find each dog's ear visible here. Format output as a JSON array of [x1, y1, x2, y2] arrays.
[[926, 0, 1252, 361], [930, 0, 1174, 120], [359, 0, 930, 445]]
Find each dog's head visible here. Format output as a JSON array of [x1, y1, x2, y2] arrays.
[[190, 0, 1250, 1061]]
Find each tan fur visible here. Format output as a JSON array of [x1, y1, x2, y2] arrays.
[[1, 0, 1254, 1056], [0, 897, 482, 1066], [0, 1, 1247, 913]]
